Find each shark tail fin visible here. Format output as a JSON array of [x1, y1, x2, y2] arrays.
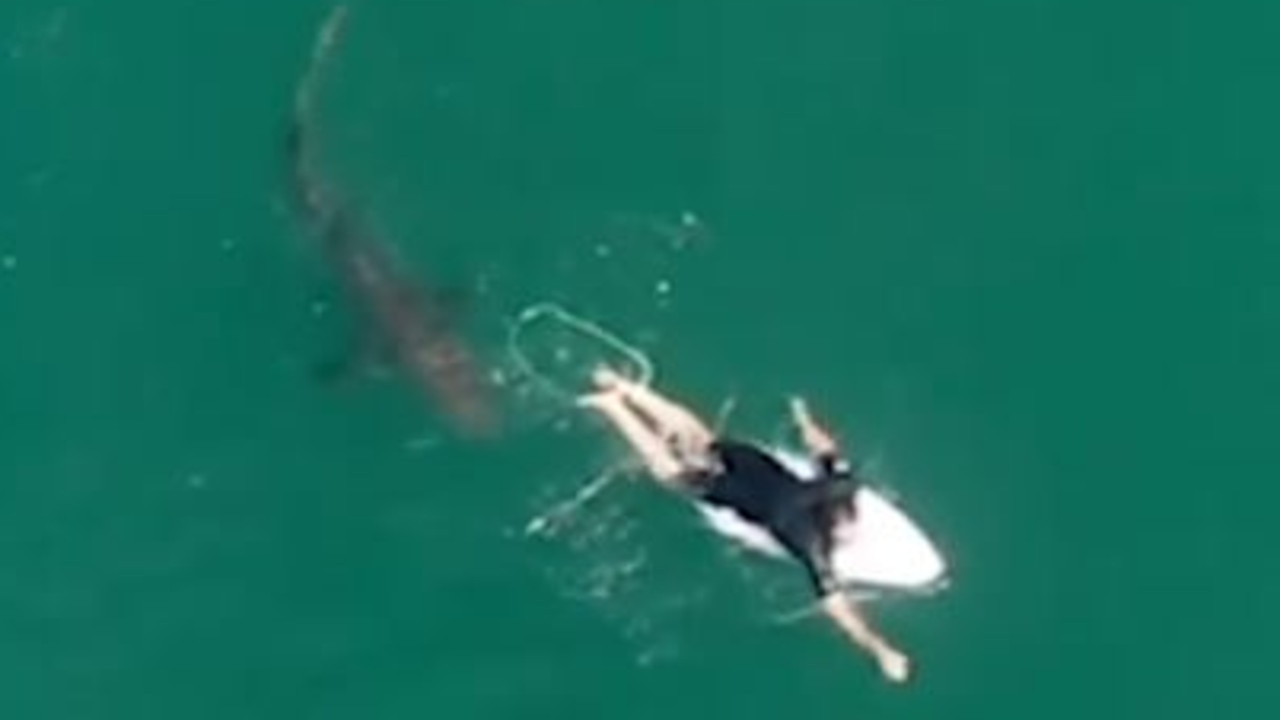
[[295, 5, 349, 123], [289, 4, 351, 222]]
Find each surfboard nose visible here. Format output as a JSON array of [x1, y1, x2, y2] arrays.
[[830, 488, 947, 589], [771, 447, 949, 592]]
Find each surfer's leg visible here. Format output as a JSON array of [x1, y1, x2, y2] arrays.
[[578, 390, 687, 487], [589, 366, 717, 473], [592, 367, 715, 451]]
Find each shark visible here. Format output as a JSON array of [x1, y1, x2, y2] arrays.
[[285, 5, 499, 438]]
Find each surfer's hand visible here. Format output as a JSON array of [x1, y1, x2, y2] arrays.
[[878, 648, 911, 683], [790, 396, 840, 457], [788, 396, 812, 422]]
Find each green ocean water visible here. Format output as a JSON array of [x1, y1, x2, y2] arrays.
[[3, 1, 1279, 717]]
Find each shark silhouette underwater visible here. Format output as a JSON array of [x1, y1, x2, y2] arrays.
[[283, 5, 500, 439]]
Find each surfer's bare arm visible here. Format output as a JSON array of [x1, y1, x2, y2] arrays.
[[821, 593, 911, 683], [789, 397, 841, 459]]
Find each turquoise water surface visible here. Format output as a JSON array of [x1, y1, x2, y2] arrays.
[[2, 1, 1278, 718]]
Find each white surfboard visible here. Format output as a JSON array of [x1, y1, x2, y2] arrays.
[[695, 447, 947, 593]]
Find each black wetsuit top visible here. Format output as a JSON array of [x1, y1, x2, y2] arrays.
[[694, 439, 860, 597]]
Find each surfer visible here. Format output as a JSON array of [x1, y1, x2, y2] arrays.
[[577, 366, 911, 683]]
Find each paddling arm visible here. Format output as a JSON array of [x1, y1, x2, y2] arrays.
[[820, 593, 911, 683], [790, 397, 836, 453], [789, 397, 854, 474]]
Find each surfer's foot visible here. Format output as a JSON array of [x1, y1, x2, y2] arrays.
[[589, 365, 630, 392], [575, 386, 625, 411]]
